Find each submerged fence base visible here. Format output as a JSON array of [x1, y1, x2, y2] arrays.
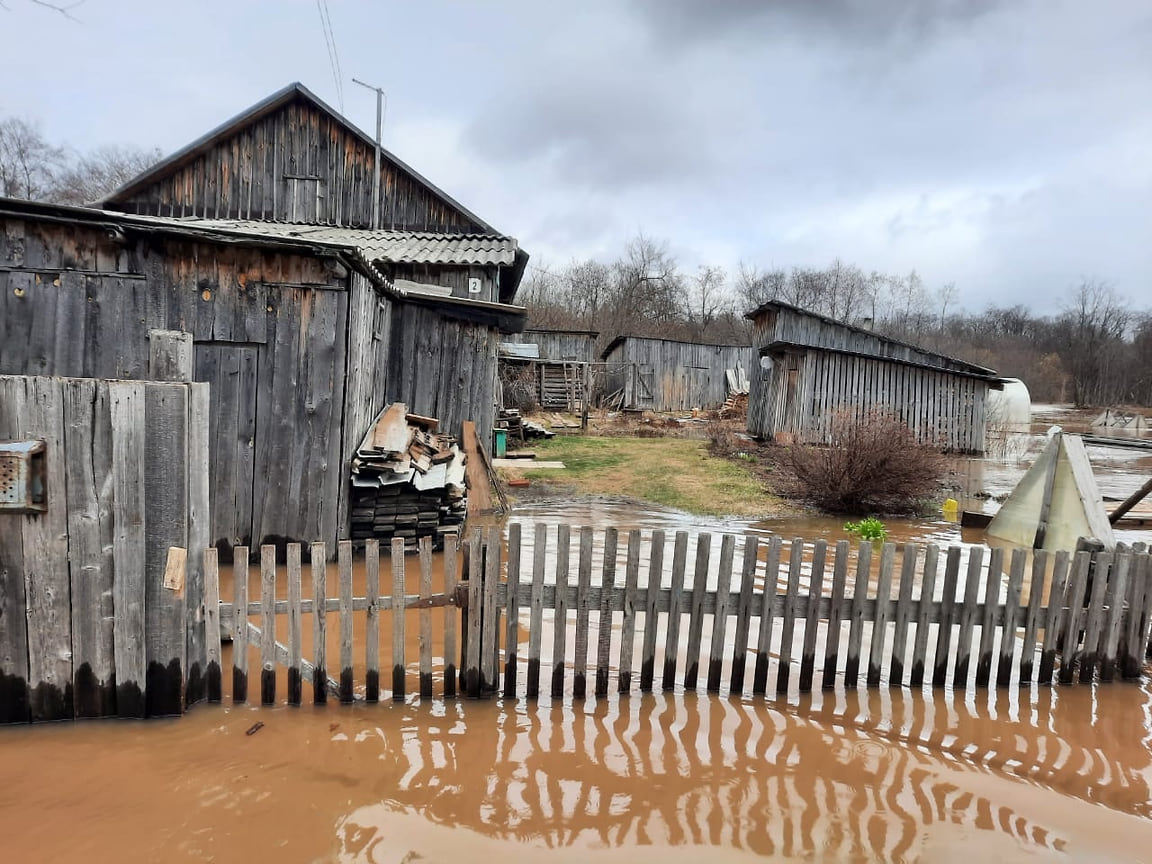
[[202, 528, 1152, 708]]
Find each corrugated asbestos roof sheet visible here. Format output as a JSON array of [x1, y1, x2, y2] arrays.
[[145, 218, 520, 266]]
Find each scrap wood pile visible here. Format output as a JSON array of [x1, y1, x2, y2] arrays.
[[718, 366, 750, 418], [350, 403, 466, 549]]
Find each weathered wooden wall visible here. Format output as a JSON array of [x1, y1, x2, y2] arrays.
[[0, 215, 355, 551], [748, 347, 989, 452], [104, 95, 487, 233], [504, 329, 598, 363], [0, 375, 208, 723], [390, 262, 503, 304], [752, 305, 987, 375], [603, 338, 754, 411], [387, 302, 500, 447]]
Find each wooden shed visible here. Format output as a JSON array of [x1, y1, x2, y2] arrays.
[[502, 328, 599, 363], [600, 336, 754, 412], [746, 300, 998, 453], [0, 198, 525, 553], [498, 328, 599, 411]]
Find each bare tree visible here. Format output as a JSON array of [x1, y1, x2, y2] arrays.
[[1059, 278, 1131, 407], [688, 265, 728, 340], [50, 144, 163, 205], [0, 116, 62, 199]]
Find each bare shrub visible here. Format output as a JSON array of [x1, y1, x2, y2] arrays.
[[499, 363, 538, 413], [786, 411, 945, 514]]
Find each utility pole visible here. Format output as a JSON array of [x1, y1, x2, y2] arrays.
[[352, 78, 385, 229]]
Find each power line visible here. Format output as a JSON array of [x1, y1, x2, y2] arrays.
[[315, 0, 344, 112]]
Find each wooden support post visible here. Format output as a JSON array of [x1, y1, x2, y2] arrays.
[[204, 548, 222, 702], [618, 529, 642, 693], [503, 524, 522, 699], [932, 547, 961, 688], [661, 532, 688, 691], [1019, 550, 1048, 685], [1039, 551, 1071, 684], [954, 546, 983, 686], [844, 542, 871, 689], [443, 534, 458, 698], [465, 532, 483, 697], [1099, 551, 1131, 681], [480, 526, 501, 694], [798, 539, 826, 692], [888, 543, 917, 688], [975, 547, 1003, 687], [365, 539, 380, 703], [232, 546, 248, 704], [338, 540, 354, 703], [1059, 551, 1092, 684], [997, 549, 1025, 687], [731, 536, 759, 695], [596, 528, 619, 697], [392, 538, 407, 700], [286, 544, 302, 706], [707, 534, 736, 692], [778, 538, 805, 694], [1079, 552, 1111, 683], [683, 533, 710, 691], [909, 544, 938, 688], [311, 542, 327, 705], [260, 545, 276, 706], [866, 543, 896, 688], [527, 525, 548, 699], [821, 540, 850, 690], [753, 537, 783, 695], [419, 537, 434, 699]]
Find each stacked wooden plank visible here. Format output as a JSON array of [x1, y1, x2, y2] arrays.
[[350, 403, 467, 549]]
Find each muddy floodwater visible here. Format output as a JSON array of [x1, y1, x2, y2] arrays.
[[4, 408, 1152, 862]]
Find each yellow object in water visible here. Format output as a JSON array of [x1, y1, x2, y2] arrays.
[[942, 498, 959, 520]]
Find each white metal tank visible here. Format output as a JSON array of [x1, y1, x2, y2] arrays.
[[987, 378, 1031, 432]]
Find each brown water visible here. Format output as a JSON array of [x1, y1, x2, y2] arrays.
[[4, 682, 1152, 862]]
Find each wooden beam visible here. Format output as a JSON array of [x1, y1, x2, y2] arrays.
[[1109, 476, 1152, 525]]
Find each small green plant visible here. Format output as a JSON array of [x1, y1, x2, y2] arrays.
[[844, 516, 888, 542]]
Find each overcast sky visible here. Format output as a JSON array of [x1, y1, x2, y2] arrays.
[[2, 0, 1149, 313]]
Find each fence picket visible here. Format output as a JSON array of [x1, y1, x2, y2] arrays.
[[1020, 550, 1048, 685], [708, 534, 736, 692], [731, 536, 759, 695], [662, 532, 689, 690], [1100, 552, 1130, 682], [640, 530, 665, 693], [1039, 551, 1070, 684], [596, 527, 619, 697], [260, 545, 276, 705], [998, 549, 1025, 687], [619, 530, 642, 693], [753, 537, 782, 695], [955, 546, 984, 686], [311, 543, 327, 704], [822, 540, 849, 690], [778, 538, 805, 694], [867, 543, 896, 688], [419, 536, 434, 699], [443, 534, 458, 698], [684, 533, 711, 691], [204, 549, 222, 702], [573, 527, 594, 699], [889, 543, 918, 688], [975, 547, 1003, 687], [287, 544, 302, 706], [552, 525, 571, 698], [1121, 552, 1147, 679], [933, 547, 961, 688], [799, 539, 826, 692], [365, 539, 380, 703], [481, 527, 501, 694], [1079, 552, 1111, 684], [910, 544, 938, 688], [527, 524, 547, 699], [232, 546, 248, 704], [465, 532, 483, 697], [338, 540, 354, 703], [1060, 552, 1092, 684], [844, 542, 871, 688], [503, 523, 522, 699]]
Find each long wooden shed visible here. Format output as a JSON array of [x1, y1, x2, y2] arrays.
[[600, 336, 754, 412], [746, 300, 999, 453]]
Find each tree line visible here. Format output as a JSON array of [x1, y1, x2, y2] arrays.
[[0, 115, 160, 205], [524, 234, 1150, 408]]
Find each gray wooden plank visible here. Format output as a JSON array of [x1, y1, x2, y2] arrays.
[[259, 545, 276, 705], [933, 547, 962, 687], [706, 534, 736, 692], [798, 538, 827, 692], [551, 524, 571, 698], [232, 546, 249, 704], [975, 547, 1003, 688], [184, 381, 210, 706], [1079, 552, 1111, 684], [392, 537, 407, 700], [1019, 550, 1048, 685], [1099, 551, 1131, 682], [109, 381, 147, 718], [866, 543, 896, 688], [203, 548, 222, 702], [821, 540, 850, 690], [503, 523, 522, 699], [618, 529, 642, 693], [480, 526, 501, 695], [63, 379, 116, 717], [596, 527, 619, 697], [1059, 551, 1091, 684], [465, 531, 483, 697], [683, 533, 711, 691], [0, 375, 30, 722], [1038, 550, 1070, 684], [888, 543, 918, 688], [365, 539, 381, 702], [639, 528, 663, 693], [778, 538, 805, 694], [573, 526, 594, 699], [1121, 551, 1147, 679], [526, 524, 548, 699], [997, 549, 1026, 687], [844, 541, 871, 688], [443, 534, 458, 697], [954, 546, 984, 687], [286, 543, 303, 705], [909, 544, 939, 688], [419, 536, 434, 699], [661, 531, 689, 691], [339, 540, 354, 702], [147, 329, 193, 381], [311, 542, 328, 704], [730, 536, 759, 696]]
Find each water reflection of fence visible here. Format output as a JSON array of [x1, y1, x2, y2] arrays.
[[203, 526, 1152, 707]]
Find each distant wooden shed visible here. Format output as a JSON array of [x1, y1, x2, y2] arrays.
[[600, 336, 754, 412], [503, 328, 599, 363], [746, 300, 998, 452]]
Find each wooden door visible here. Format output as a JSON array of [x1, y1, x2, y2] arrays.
[[194, 343, 259, 552]]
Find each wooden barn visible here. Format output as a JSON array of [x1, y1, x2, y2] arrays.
[[746, 300, 999, 452], [600, 336, 754, 412], [499, 328, 599, 411], [0, 82, 527, 553]]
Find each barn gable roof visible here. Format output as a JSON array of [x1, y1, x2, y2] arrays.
[[100, 82, 499, 235]]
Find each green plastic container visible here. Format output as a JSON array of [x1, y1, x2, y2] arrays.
[[493, 428, 507, 458]]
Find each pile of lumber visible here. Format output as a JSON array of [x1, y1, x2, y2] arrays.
[[350, 403, 467, 549]]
